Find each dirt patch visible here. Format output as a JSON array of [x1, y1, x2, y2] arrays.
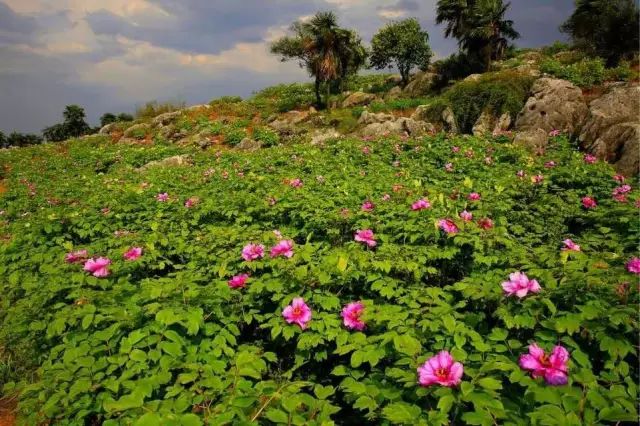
[[0, 397, 17, 426]]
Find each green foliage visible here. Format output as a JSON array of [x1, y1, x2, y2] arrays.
[[561, 0, 640, 67], [43, 105, 91, 142], [540, 57, 607, 87], [343, 74, 397, 94], [100, 113, 134, 127], [0, 129, 638, 425], [443, 70, 535, 133], [369, 98, 431, 113], [432, 52, 485, 88], [4, 132, 43, 148], [540, 41, 572, 57], [370, 18, 432, 86], [270, 11, 367, 107], [253, 127, 280, 147], [135, 101, 186, 120], [251, 83, 316, 114]]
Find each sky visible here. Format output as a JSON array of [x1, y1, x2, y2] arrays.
[[0, 0, 574, 134]]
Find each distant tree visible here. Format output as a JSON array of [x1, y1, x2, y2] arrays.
[[370, 18, 432, 86], [117, 113, 134, 122], [0, 131, 6, 149], [561, 0, 639, 67], [43, 105, 91, 142], [270, 11, 367, 108], [436, 0, 519, 71], [100, 113, 117, 127], [6, 132, 42, 147]]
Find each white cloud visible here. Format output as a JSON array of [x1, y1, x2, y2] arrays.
[[377, 8, 408, 19]]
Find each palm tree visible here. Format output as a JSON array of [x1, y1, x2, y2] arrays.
[[270, 12, 366, 108], [462, 0, 520, 70], [436, 0, 519, 71]]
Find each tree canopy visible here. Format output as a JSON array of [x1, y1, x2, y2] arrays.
[[43, 105, 91, 142], [270, 11, 367, 107], [369, 18, 432, 86], [561, 0, 639, 67]]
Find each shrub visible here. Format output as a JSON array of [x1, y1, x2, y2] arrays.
[[442, 71, 535, 133], [540, 41, 572, 56], [432, 52, 485, 89], [251, 83, 316, 114], [135, 100, 185, 120], [540, 57, 606, 87], [253, 127, 280, 147]]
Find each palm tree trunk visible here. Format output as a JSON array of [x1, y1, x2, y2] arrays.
[[314, 77, 322, 108]]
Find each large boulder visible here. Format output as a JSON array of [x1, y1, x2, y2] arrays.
[[403, 71, 436, 97], [410, 105, 458, 133], [152, 111, 182, 127], [342, 91, 380, 108], [442, 107, 459, 134], [472, 112, 512, 136], [358, 110, 395, 125], [361, 117, 433, 138], [310, 129, 341, 145], [513, 128, 548, 150], [123, 123, 151, 139], [514, 78, 588, 138], [98, 123, 118, 135], [236, 138, 263, 151], [385, 86, 403, 100], [138, 155, 192, 171], [579, 85, 640, 176]]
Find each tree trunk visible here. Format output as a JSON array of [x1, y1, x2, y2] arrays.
[[314, 77, 322, 108], [325, 82, 331, 110]]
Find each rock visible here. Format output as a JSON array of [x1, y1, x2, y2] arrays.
[[310, 130, 341, 145], [269, 110, 309, 130], [123, 123, 151, 139], [442, 107, 459, 134], [152, 111, 182, 127], [358, 110, 395, 125], [410, 105, 432, 122], [342, 91, 380, 108], [361, 120, 405, 138], [513, 128, 548, 150], [400, 118, 434, 137], [385, 86, 403, 100], [138, 155, 192, 170], [309, 106, 317, 114], [472, 110, 495, 136], [403, 71, 437, 96], [99, 123, 118, 135], [236, 138, 263, 151], [514, 65, 541, 78], [463, 74, 482, 83], [158, 124, 177, 140], [493, 113, 512, 134], [184, 104, 210, 111], [515, 78, 588, 140], [579, 85, 640, 176], [385, 74, 403, 85]]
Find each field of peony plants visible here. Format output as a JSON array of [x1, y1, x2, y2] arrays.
[[0, 132, 637, 425]]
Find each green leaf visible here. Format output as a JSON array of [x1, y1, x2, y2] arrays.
[[382, 402, 422, 424], [393, 334, 421, 356]]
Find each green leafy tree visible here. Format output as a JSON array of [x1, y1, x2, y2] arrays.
[[270, 11, 367, 108], [117, 113, 134, 122], [436, 0, 519, 71], [561, 0, 639, 67], [0, 130, 6, 149], [6, 132, 42, 147], [43, 105, 91, 142], [370, 18, 432, 87], [100, 113, 117, 127]]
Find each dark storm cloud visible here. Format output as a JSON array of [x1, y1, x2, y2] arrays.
[[506, 0, 574, 47], [87, 0, 324, 55], [0, 2, 38, 44]]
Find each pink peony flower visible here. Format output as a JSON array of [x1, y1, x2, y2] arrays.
[[354, 229, 377, 247], [362, 146, 371, 155], [582, 196, 597, 209], [341, 301, 365, 330], [65, 249, 88, 263], [478, 218, 494, 230], [613, 185, 632, 196], [583, 154, 597, 164], [412, 198, 431, 211], [444, 163, 454, 172], [123, 247, 142, 261], [361, 200, 375, 212], [626, 257, 640, 275], [484, 156, 493, 165], [184, 197, 197, 208], [83, 257, 111, 278], [452, 146, 460, 153], [519, 343, 569, 386], [544, 161, 557, 168], [614, 174, 625, 183], [562, 239, 581, 252], [382, 193, 391, 201], [532, 174, 544, 184], [439, 219, 459, 235], [228, 273, 249, 289], [613, 194, 627, 203], [156, 192, 169, 202], [549, 129, 560, 137], [464, 149, 474, 158], [270, 239, 294, 258], [468, 192, 481, 201], [289, 178, 303, 188], [417, 351, 464, 387], [459, 210, 473, 222], [516, 170, 525, 178], [282, 297, 312, 329], [242, 243, 265, 261], [501, 271, 541, 298]]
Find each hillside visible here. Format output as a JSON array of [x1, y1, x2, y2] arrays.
[[0, 47, 638, 425]]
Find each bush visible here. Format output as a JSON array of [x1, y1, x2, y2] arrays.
[[343, 74, 397, 94], [442, 71, 535, 133], [540, 41, 572, 57], [251, 83, 316, 114], [253, 127, 280, 147], [432, 52, 485, 89], [135, 100, 185, 120]]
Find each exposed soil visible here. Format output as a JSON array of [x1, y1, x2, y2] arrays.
[[0, 397, 16, 426]]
